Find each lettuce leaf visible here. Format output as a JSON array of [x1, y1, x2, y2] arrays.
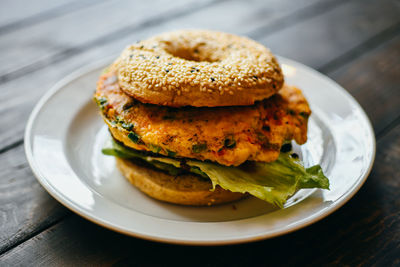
[[184, 155, 329, 208], [103, 139, 329, 208]]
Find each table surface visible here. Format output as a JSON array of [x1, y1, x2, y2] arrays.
[[0, 0, 399, 265]]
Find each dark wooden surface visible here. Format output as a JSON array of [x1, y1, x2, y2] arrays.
[[0, 0, 399, 265]]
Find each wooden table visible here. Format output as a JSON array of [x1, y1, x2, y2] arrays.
[[0, 0, 399, 265]]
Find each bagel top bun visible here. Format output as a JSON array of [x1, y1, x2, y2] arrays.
[[112, 30, 284, 107]]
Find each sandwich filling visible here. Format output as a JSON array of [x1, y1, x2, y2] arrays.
[[95, 70, 329, 207], [95, 71, 311, 166], [103, 137, 329, 208]]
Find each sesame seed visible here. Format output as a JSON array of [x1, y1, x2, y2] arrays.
[[115, 30, 283, 104]]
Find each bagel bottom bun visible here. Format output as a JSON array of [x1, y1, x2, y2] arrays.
[[116, 157, 246, 206]]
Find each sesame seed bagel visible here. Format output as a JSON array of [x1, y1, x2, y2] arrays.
[[116, 157, 246, 206], [113, 30, 284, 107]]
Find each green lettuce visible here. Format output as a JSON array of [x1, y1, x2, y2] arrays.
[[103, 139, 329, 208]]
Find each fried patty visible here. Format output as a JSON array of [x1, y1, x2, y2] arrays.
[[95, 71, 310, 166]]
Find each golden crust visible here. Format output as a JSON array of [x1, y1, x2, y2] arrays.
[[95, 72, 310, 166], [116, 158, 245, 206], [113, 30, 284, 107]]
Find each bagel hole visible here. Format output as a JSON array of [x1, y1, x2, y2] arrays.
[[163, 42, 217, 63]]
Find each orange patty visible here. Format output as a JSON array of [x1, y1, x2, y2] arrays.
[[95, 71, 310, 166]]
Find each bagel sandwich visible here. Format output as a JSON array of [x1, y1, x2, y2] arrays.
[[95, 30, 329, 207]]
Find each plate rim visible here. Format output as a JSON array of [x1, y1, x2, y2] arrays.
[[24, 56, 376, 245]]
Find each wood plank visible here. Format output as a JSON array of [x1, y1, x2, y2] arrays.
[[256, 0, 400, 69], [0, 0, 332, 150], [0, 0, 100, 29], [2, 122, 399, 266], [0, 0, 326, 82], [0, 0, 211, 79], [0, 145, 69, 254], [328, 35, 400, 134], [290, 123, 400, 266], [154, 0, 325, 36]]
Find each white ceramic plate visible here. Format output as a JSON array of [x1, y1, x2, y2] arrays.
[[25, 57, 375, 245]]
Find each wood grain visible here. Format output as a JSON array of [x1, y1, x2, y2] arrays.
[[0, 0, 212, 80], [0, 146, 69, 254], [0, 0, 326, 82], [329, 35, 400, 134], [0, 0, 101, 30], [257, 0, 400, 69], [1, 123, 399, 266]]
